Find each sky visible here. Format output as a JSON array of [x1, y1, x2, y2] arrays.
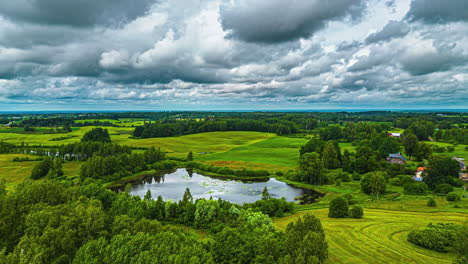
[[0, 0, 467, 111]]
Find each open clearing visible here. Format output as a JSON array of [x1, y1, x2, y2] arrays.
[[425, 141, 468, 160], [0, 154, 82, 189], [274, 208, 467, 264], [197, 136, 307, 171]]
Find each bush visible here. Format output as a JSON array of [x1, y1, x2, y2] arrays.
[[352, 173, 361, 181], [403, 182, 428, 195], [328, 196, 349, 218], [434, 183, 453, 195], [390, 175, 414, 186], [407, 223, 461, 252], [349, 206, 364, 218], [432, 146, 446, 153], [427, 197, 437, 207], [151, 160, 178, 170], [446, 192, 460, 202], [343, 194, 357, 205], [446, 146, 455, 152]]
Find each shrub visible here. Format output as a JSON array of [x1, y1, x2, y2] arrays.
[[390, 175, 414, 186], [434, 183, 453, 195], [344, 194, 357, 205], [335, 179, 342, 186], [349, 205, 364, 218], [433, 146, 446, 153], [446, 192, 460, 202], [352, 173, 361, 181], [403, 182, 428, 195], [407, 223, 461, 252], [328, 196, 349, 218], [446, 146, 455, 152], [427, 197, 437, 207], [275, 171, 284, 176]]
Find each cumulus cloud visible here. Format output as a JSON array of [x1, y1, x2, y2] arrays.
[[220, 0, 365, 43], [0, 0, 467, 109], [365, 20, 409, 44], [406, 0, 468, 24], [0, 0, 156, 27]]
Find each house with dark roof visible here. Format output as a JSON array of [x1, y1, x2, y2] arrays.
[[452, 157, 468, 181], [386, 153, 407, 164]]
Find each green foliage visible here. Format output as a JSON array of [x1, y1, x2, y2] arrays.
[[360, 171, 387, 198], [454, 225, 468, 264], [81, 127, 111, 143], [321, 142, 341, 169], [349, 205, 364, 218], [298, 152, 325, 185], [284, 214, 328, 264], [402, 130, 418, 158], [407, 223, 461, 252], [389, 175, 414, 186], [187, 151, 193, 161], [414, 142, 433, 161], [133, 118, 299, 138], [31, 156, 53, 180], [446, 192, 460, 202], [299, 138, 325, 156], [403, 182, 428, 195], [328, 196, 349, 218], [425, 156, 460, 189], [427, 197, 437, 207], [186, 161, 270, 178], [434, 183, 453, 195]]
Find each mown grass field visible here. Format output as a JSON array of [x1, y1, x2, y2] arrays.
[[197, 136, 307, 171], [274, 208, 467, 264], [0, 154, 82, 189], [0, 154, 41, 190], [425, 141, 468, 160]]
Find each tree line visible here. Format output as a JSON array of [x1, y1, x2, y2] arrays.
[[0, 180, 327, 264], [133, 119, 301, 138]]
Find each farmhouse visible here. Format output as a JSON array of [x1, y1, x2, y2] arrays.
[[452, 157, 468, 181], [413, 167, 425, 181], [388, 133, 401, 137], [386, 153, 406, 164]]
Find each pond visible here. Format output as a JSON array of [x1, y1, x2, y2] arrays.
[[129, 168, 319, 204]]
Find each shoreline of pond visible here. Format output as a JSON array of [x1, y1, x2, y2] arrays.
[[107, 168, 325, 204]]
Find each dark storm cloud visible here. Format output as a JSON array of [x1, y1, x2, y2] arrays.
[[406, 0, 468, 24], [220, 0, 365, 43], [0, 0, 155, 27], [1, 0, 468, 109], [365, 20, 409, 44]]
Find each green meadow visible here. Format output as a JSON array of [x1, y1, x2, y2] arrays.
[[274, 208, 467, 264], [197, 136, 307, 171], [425, 141, 468, 160]]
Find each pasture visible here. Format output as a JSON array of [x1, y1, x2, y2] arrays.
[[274, 208, 467, 264], [0, 154, 82, 190], [197, 136, 307, 171], [425, 141, 468, 160]]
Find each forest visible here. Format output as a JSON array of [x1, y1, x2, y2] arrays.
[[0, 111, 466, 264]]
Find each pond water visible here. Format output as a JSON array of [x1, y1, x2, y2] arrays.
[[129, 168, 315, 204]]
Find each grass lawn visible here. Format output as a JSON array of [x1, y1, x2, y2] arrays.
[[115, 131, 276, 155], [425, 141, 468, 160], [197, 136, 307, 171], [0, 154, 83, 190], [0, 154, 41, 190], [274, 208, 467, 264], [339, 142, 356, 154]]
